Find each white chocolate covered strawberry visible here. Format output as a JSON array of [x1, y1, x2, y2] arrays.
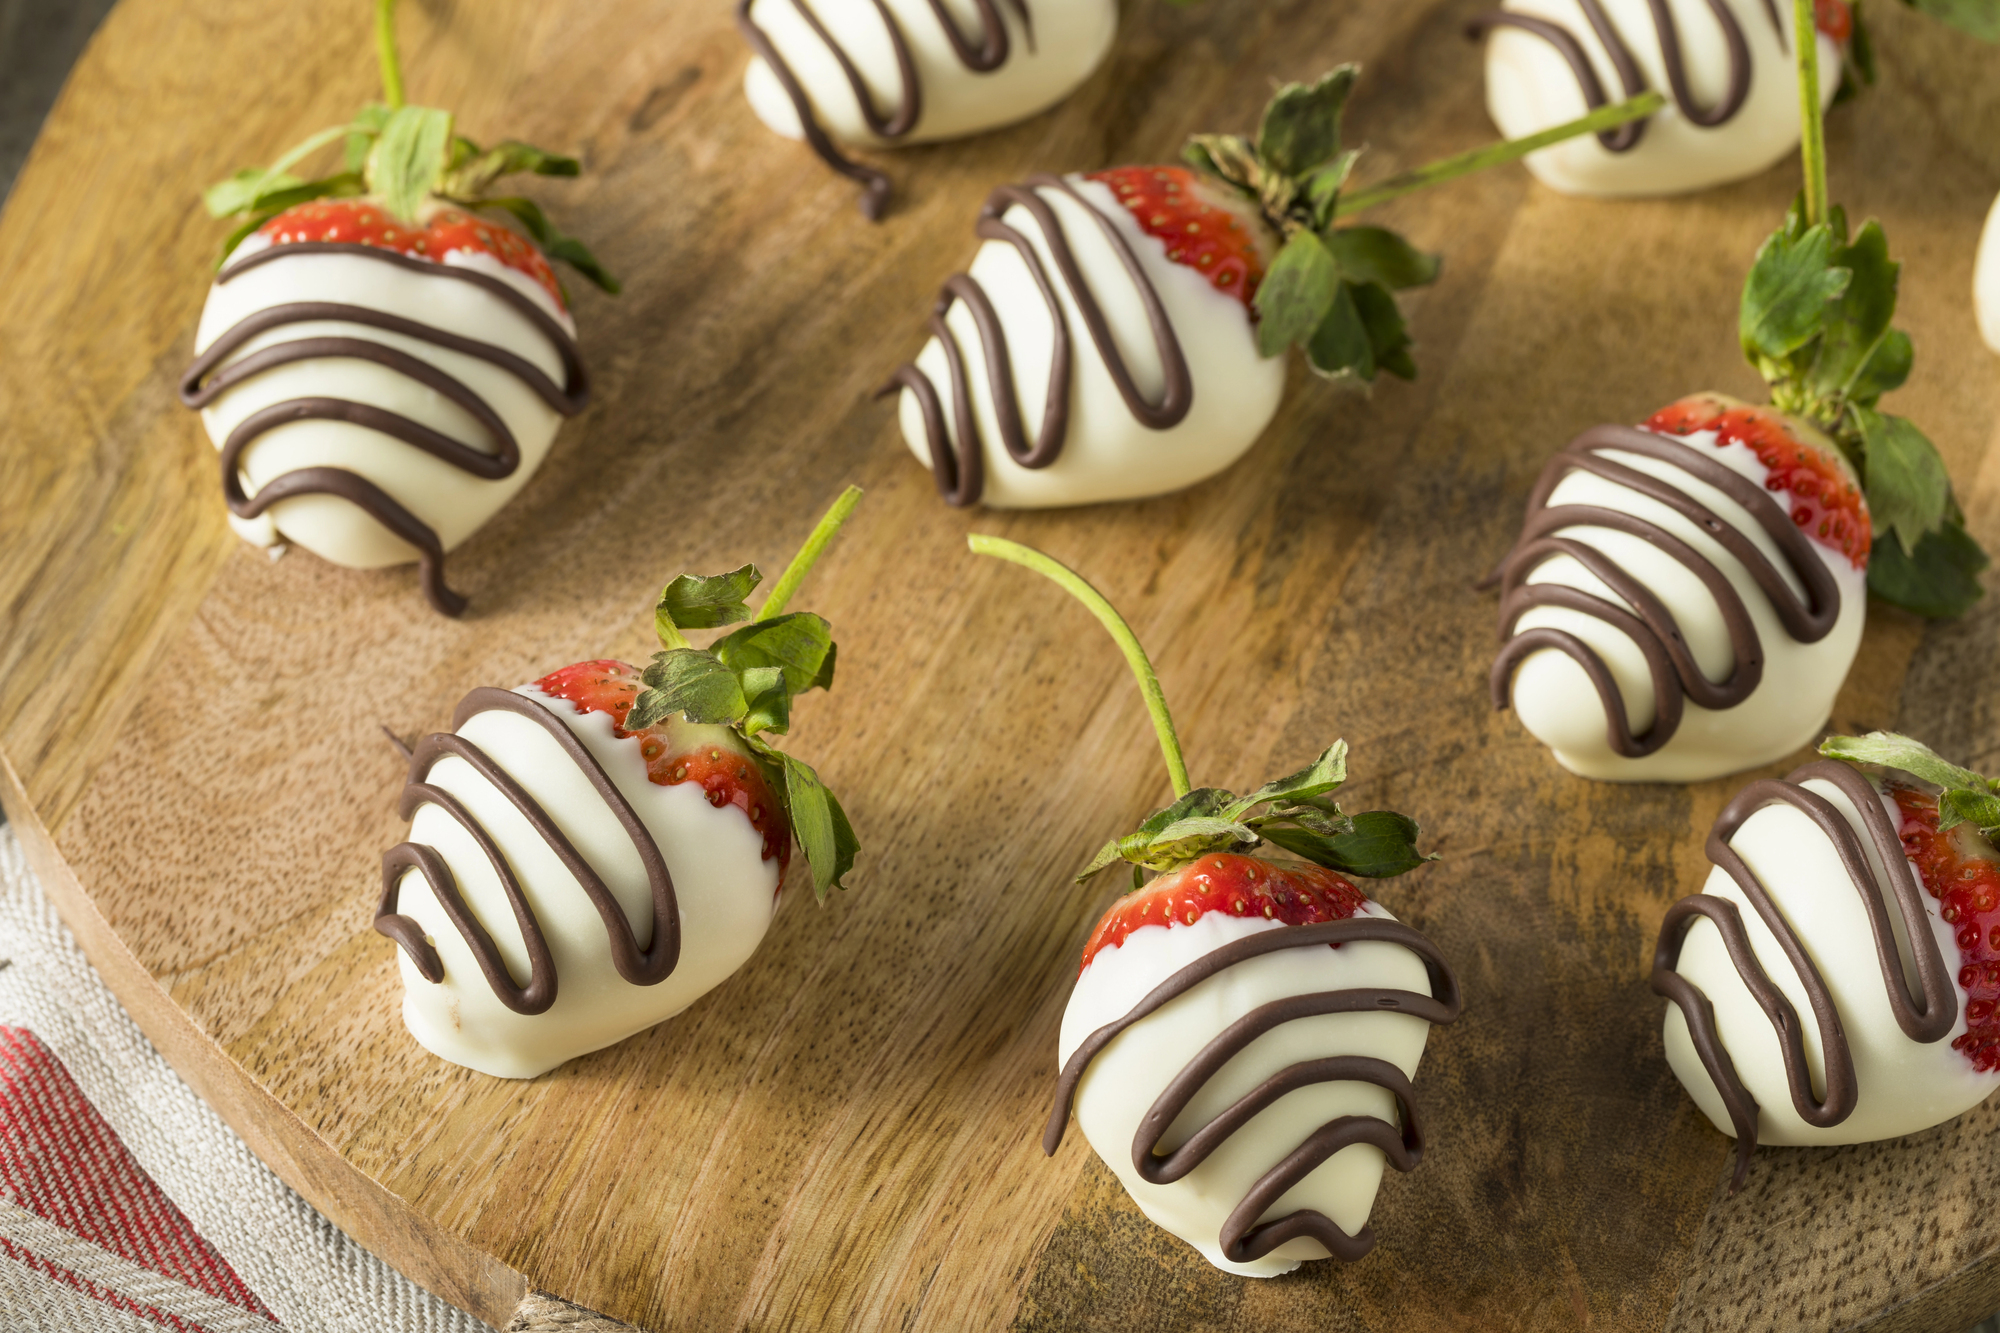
[[1654, 733, 2000, 1188], [181, 0, 616, 616], [1493, 37, 1986, 781], [736, 0, 1119, 218], [971, 536, 1460, 1277], [378, 491, 863, 1077], [1470, 0, 1845, 197], [1491, 394, 1869, 782], [885, 67, 1657, 508]]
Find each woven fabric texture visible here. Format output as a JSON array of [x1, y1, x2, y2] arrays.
[[0, 825, 501, 1333]]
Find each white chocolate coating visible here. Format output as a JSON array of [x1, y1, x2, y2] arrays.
[[1058, 904, 1433, 1277], [1481, 0, 1839, 197], [742, 0, 1117, 147], [192, 241, 576, 568], [1976, 190, 2000, 355], [896, 175, 1287, 507], [1664, 775, 2000, 1143], [1505, 430, 1866, 782], [392, 686, 782, 1079]]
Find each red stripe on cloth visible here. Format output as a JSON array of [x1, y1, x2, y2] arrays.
[[0, 1232, 201, 1331], [0, 1025, 274, 1320]]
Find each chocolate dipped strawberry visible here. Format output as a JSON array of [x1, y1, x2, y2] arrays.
[[970, 535, 1460, 1277], [1489, 25, 1986, 782], [181, 0, 618, 617], [1471, 0, 1847, 197], [377, 489, 863, 1078], [737, 0, 1118, 219], [883, 67, 1661, 508], [1654, 732, 2000, 1189]]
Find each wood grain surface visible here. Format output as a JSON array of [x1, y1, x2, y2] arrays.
[[2, 0, 1999, 1329]]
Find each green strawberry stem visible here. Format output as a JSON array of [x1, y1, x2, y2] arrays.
[[762, 485, 864, 620], [968, 536, 1192, 800], [376, 0, 406, 111], [1336, 90, 1666, 217], [1794, 0, 1828, 226]]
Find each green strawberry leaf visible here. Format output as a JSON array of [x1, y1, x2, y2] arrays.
[[1865, 512, 1988, 618], [628, 649, 748, 730], [1318, 810, 1433, 878], [1902, 0, 2000, 40], [474, 196, 623, 294], [443, 138, 582, 197], [1822, 731, 2000, 838], [1351, 280, 1418, 380], [345, 103, 392, 172], [1225, 742, 1348, 818], [1939, 786, 2000, 835], [1254, 230, 1341, 359], [1328, 226, 1441, 291], [712, 613, 836, 696], [738, 665, 793, 737], [1810, 220, 1900, 400], [1302, 152, 1361, 232], [778, 750, 859, 901], [203, 122, 360, 217], [1182, 134, 1262, 198], [204, 169, 306, 220], [1854, 406, 1951, 554], [1076, 837, 1130, 884], [370, 104, 455, 222], [1849, 327, 1913, 406], [1130, 817, 1261, 870], [1819, 731, 1988, 790], [1740, 217, 1850, 368], [1256, 66, 1357, 178], [657, 564, 760, 632], [1305, 281, 1372, 382]]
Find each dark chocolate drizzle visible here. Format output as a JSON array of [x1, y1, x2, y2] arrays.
[[1467, 0, 1787, 152], [736, 0, 1034, 219], [1651, 760, 1955, 1190], [1045, 917, 1461, 1264], [375, 686, 680, 1014], [879, 173, 1192, 507], [179, 241, 590, 617], [1489, 423, 1841, 757]]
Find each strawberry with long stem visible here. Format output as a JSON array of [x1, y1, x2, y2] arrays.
[[1737, 0, 1986, 616], [887, 71, 1663, 511], [971, 534, 1458, 1273], [203, 0, 616, 293]]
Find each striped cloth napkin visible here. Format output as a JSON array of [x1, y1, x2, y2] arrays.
[[0, 825, 632, 1333]]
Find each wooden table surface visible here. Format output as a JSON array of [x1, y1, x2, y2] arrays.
[[4, 0, 2000, 1329]]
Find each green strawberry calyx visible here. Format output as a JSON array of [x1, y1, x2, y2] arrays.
[[1821, 731, 2000, 840], [199, 0, 618, 295], [1187, 66, 1662, 388], [967, 535, 1433, 889], [631, 486, 865, 903], [1734, 0, 1986, 619]]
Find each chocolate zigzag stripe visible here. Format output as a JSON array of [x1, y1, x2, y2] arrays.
[[1650, 759, 1955, 1189], [1045, 917, 1461, 1264], [179, 242, 589, 617], [1490, 423, 1840, 757], [376, 687, 680, 1015], [1468, 0, 1784, 152], [879, 173, 1192, 507], [737, 0, 1033, 218]]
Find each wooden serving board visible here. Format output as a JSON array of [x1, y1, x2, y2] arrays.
[[5, 0, 2000, 1328]]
